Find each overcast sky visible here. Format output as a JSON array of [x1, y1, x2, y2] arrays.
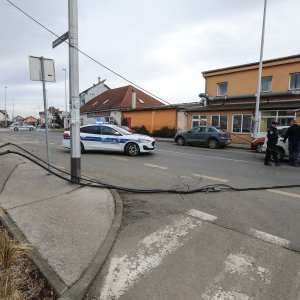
[[0, 0, 299, 118]]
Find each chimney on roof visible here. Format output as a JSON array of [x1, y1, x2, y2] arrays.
[[98, 77, 101, 83], [132, 89, 136, 109]]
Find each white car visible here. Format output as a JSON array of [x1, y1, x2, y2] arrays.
[[62, 124, 155, 156], [262, 126, 289, 161], [10, 123, 35, 131]]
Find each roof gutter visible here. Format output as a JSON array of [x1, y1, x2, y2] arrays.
[[213, 91, 300, 101]]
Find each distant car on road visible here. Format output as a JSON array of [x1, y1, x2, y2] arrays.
[[120, 126, 135, 134], [10, 123, 35, 131], [251, 137, 266, 153], [62, 124, 155, 156], [174, 126, 231, 149], [50, 123, 62, 129]]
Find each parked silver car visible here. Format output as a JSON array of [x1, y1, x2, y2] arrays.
[[10, 123, 35, 131]]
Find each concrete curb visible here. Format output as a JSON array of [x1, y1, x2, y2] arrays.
[[0, 188, 123, 300]]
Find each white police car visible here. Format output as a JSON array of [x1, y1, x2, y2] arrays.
[[62, 124, 155, 156]]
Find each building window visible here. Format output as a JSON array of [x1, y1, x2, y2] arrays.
[[260, 110, 296, 132], [261, 77, 272, 92], [192, 115, 207, 128], [232, 114, 252, 133], [211, 115, 228, 130], [138, 98, 145, 104], [289, 73, 300, 90], [217, 82, 227, 96]]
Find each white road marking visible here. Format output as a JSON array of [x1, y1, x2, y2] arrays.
[[248, 228, 290, 248], [267, 189, 300, 199], [186, 209, 218, 222], [158, 149, 261, 165], [99, 216, 201, 299], [111, 156, 128, 161], [193, 174, 228, 182], [144, 163, 168, 170], [202, 253, 271, 300]]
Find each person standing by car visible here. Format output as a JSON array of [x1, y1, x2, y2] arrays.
[[264, 121, 280, 166], [283, 119, 300, 167]]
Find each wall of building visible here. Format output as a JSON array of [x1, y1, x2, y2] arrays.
[[205, 57, 300, 96], [177, 111, 188, 132], [80, 82, 109, 106], [123, 109, 177, 133], [186, 110, 253, 144]]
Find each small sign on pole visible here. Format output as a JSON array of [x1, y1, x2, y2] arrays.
[[52, 31, 69, 48], [29, 56, 55, 82]]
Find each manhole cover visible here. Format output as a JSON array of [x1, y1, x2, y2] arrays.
[[257, 169, 282, 176]]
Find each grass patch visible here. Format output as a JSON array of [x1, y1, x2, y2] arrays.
[[0, 224, 57, 299]]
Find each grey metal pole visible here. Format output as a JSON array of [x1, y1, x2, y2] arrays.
[[69, 0, 81, 183], [41, 57, 51, 169], [254, 0, 267, 139], [62, 68, 68, 129], [4, 86, 7, 127]]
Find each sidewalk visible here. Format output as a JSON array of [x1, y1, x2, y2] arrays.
[[0, 153, 122, 299]]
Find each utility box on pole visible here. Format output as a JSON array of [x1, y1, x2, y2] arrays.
[[68, 0, 81, 183]]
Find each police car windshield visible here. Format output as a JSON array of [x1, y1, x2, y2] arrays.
[[112, 125, 131, 135]]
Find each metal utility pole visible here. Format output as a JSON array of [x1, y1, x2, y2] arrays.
[[62, 68, 68, 129], [12, 98, 14, 120], [40, 57, 51, 169], [4, 86, 7, 127], [69, 0, 81, 183], [254, 0, 267, 139]]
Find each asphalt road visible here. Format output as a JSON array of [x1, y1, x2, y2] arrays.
[[1, 129, 300, 249], [1, 129, 300, 299]]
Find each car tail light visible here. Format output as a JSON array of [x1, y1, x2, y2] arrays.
[[63, 132, 70, 139]]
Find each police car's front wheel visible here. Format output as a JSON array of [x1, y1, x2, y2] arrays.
[[81, 142, 85, 154], [125, 143, 140, 156]]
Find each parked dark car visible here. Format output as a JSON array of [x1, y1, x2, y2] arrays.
[[174, 126, 231, 149], [50, 123, 62, 129], [120, 126, 135, 134]]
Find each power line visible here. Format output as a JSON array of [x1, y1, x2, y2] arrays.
[[6, 0, 172, 105]]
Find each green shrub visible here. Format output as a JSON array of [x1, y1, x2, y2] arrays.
[[152, 126, 176, 138], [132, 125, 150, 135]]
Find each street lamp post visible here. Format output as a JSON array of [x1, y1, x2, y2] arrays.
[[4, 86, 7, 127], [62, 68, 68, 128], [254, 0, 268, 139], [12, 98, 14, 120]]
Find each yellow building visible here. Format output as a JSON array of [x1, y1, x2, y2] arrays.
[[186, 54, 300, 144]]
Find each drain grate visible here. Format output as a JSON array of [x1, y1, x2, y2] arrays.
[[257, 169, 282, 176]]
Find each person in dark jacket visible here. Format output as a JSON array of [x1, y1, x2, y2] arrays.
[[283, 119, 300, 167], [264, 121, 280, 166]]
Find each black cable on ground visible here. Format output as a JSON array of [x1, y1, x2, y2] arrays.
[[1, 146, 300, 194]]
